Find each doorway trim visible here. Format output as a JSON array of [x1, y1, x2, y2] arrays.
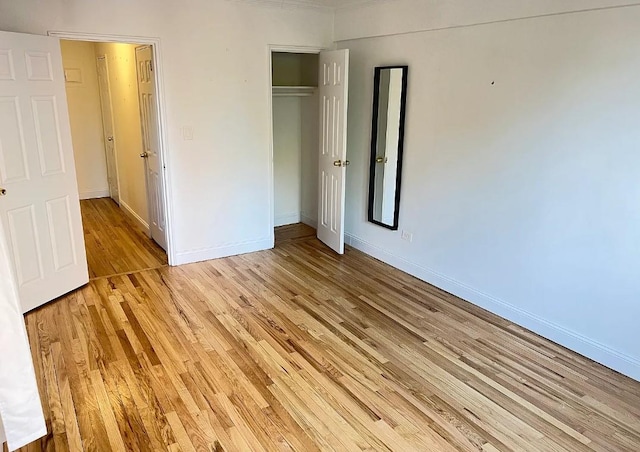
[[267, 44, 325, 246], [49, 31, 176, 265]]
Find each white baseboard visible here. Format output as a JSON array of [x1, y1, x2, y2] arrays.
[[345, 232, 640, 382], [120, 201, 149, 233], [79, 189, 110, 200], [275, 212, 301, 227], [300, 213, 317, 229], [174, 237, 273, 266]]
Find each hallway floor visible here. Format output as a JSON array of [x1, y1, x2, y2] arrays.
[[81, 198, 166, 279]]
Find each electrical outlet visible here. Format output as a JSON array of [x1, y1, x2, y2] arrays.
[[401, 230, 413, 242], [182, 126, 193, 141]]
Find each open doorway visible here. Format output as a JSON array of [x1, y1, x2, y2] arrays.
[[60, 39, 167, 278], [270, 50, 320, 247]]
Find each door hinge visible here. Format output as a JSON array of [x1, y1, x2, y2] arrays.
[[150, 61, 153, 71]]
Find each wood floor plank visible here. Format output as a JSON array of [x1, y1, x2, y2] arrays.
[[15, 218, 640, 451], [81, 198, 166, 279]]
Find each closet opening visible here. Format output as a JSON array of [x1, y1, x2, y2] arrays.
[[270, 50, 320, 247]]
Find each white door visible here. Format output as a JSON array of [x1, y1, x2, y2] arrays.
[[317, 49, 349, 254], [96, 55, 119, 203], [0, 30, 88, 313], [135, 45, 166, 250]]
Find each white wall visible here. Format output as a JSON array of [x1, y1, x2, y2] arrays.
[[60, 40, 110, 200], [94, 42, 149, 228], [300, 94, 319, 227], [0, 0, 333, 264], [337, 3, 640, 380], [272, 94, 319, 228], [273, 97, 302, 226], [335, 0, 640, 41]]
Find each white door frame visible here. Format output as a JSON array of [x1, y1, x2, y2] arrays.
[[49, 31, 176, 265], [267, 44, 326, 246]]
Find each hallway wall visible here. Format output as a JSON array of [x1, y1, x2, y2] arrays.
[[94, 42, 149, 229], [60, 40, 109, 200]]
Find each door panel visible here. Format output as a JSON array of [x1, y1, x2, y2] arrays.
[[317, 49, 349, 254], [135, 45, 166, 250], [96, 55, 119, 203], [0, 30, 88, 313]]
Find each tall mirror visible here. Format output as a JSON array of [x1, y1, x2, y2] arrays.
[[368, 66, 408, 230]]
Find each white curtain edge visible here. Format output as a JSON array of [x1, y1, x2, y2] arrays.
[[6, 425, 47, 451]]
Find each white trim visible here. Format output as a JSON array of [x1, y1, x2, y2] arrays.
[[174, 237, 273, 266], [48, 31, 176, 265], [120, 200, 149, 232], [345, 232, 640, 382], [300, 213, 317, 228], [79, 189, 110, 200], [275, 212, 301, 227]]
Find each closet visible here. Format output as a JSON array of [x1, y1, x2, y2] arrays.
[[271, 52, 319, 228]]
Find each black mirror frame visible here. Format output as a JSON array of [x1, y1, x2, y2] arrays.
[[367, 65, 409, 231]]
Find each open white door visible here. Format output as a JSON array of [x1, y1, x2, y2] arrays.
[[135, 45, 166, 250], [96, 55, 119, 203], [317, 49, 349, 254], [0, 30, 88, 313]]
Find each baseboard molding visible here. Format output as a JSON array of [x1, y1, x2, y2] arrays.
[[345, 232, 640, 382], [79, 189, 110, 200], [275, 212, 301, 227], [300, 213, 317, 229], [174, 237, 273, 266], [120, 201, 149, 233]]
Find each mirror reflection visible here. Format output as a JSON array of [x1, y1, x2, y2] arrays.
[[368, 66, 408, 230]]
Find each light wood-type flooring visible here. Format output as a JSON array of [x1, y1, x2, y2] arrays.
[[81, 198, 166, 279], [15, 216, 640, 451]]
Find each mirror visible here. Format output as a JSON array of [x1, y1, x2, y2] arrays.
[[368, 66, 408, 230]]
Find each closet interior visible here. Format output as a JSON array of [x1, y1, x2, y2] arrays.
[[271, 52, 319, 229]]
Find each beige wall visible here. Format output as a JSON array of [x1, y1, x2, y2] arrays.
[[60, 40, 109, 199], [94, 42, 148, 227]]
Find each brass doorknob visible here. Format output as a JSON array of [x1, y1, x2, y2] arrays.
[[107, 136, 114, 142], [333, 160, 350, 167], [0, 188, 6, 196], [375, 157, 387, 164], [140, 152, 149, 158]]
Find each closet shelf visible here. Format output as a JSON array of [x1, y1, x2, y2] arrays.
[[272, 86, 316, 97]]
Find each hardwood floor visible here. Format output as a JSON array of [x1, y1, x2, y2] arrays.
[[81, 198, 166, 279], [16, 223, 640, 451]]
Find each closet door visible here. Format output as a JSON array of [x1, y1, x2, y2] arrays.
[[317, 49, 349, 254]]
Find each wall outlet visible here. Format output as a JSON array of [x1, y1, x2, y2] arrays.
[[401, 230, 413, 242], [182, 126, 193, 141]]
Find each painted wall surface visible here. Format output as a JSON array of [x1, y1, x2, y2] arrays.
[[337, 5, 640, 380], [272, 94, 318, 228], [273, 97, 302, 226], [334, 0, 640, 41], [60, 40, 109, 200], [0, 0, 333, 264], [94, 42, 149, 227], [299, 94, 319, 227]]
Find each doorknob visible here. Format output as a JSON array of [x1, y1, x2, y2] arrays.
[[140, 152, 149, 158], [0, 188, 6, 196], [375, 157, 387, 164], [333, 160, 350, 167], [107, 136, 114, 142]]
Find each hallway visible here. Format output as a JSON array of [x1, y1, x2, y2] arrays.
[[81, 198, 167, 279]]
